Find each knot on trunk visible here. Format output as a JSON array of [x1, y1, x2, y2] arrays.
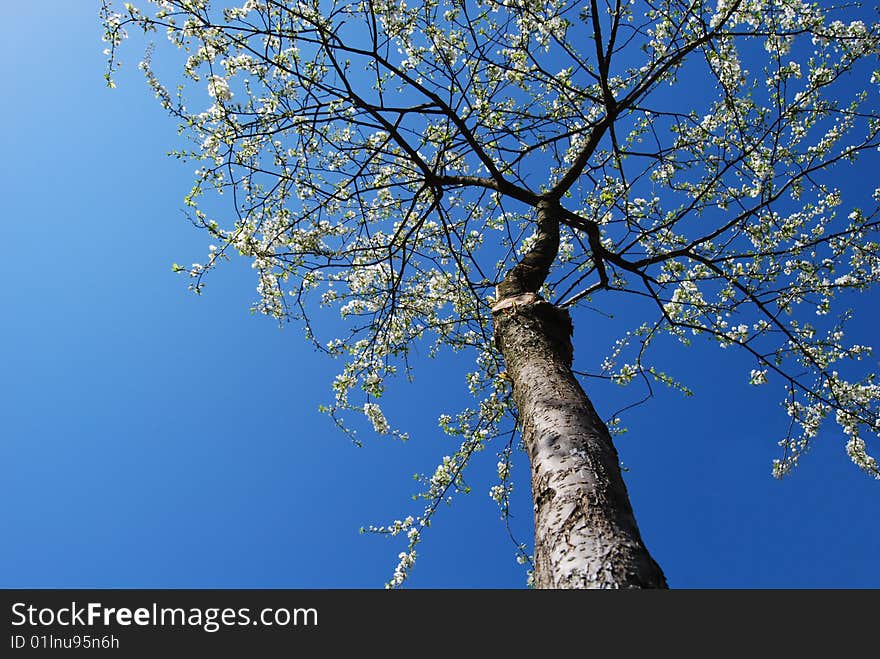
[[492, 296, 573, 366]]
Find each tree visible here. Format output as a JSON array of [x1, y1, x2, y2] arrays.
[[101, 0, 880, 588]]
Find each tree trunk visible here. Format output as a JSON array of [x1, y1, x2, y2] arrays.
[[493, 298, 668, 589]]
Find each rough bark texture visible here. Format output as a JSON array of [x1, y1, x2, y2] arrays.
[[492, 199, 665, 588], [494, 296, 667, 589]]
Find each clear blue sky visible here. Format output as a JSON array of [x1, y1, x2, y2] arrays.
[[1, 3, 878, 589]]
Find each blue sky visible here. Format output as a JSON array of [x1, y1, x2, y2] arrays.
[[1, 3, 878, 589]]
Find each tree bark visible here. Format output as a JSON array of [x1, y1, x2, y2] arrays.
[[492, 200, 667, 588], [494, 301, 667, 588]]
